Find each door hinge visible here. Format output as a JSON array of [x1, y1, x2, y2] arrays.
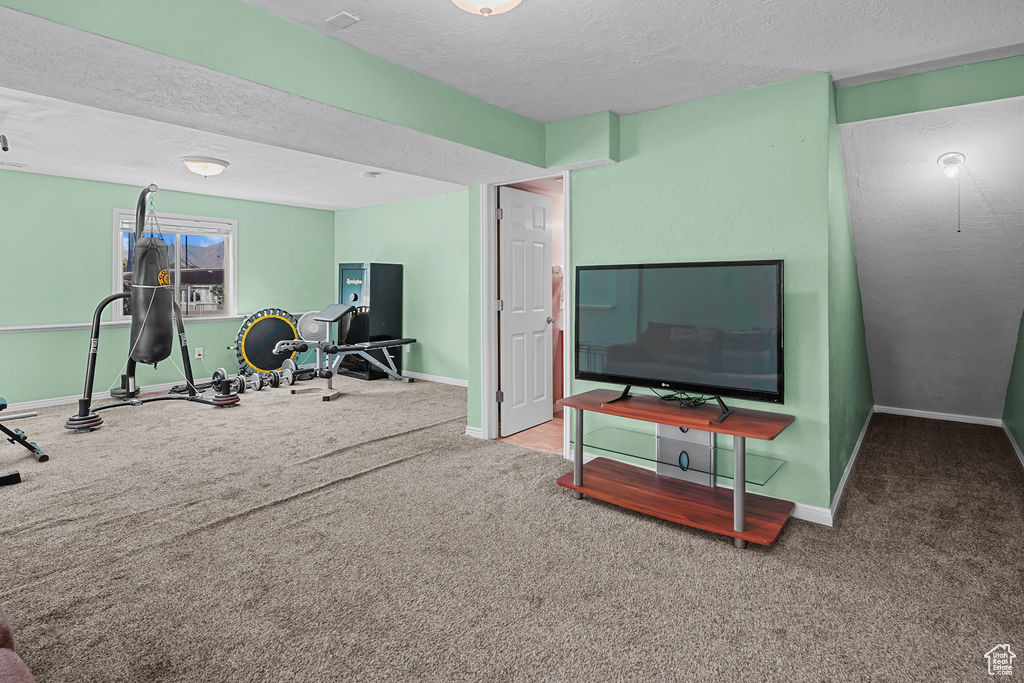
[[495, 207, 503, 221], [495, 299, 504, 312], [496, 390, 504, 403]]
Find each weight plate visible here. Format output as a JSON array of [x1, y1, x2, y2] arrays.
[[282, 368, 294, 386], [282, 358, 297, 373]]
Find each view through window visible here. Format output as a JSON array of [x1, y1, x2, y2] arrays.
[[115, 211, 236, 320]]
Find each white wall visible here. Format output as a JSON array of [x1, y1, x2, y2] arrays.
[[841, 97, 1024, 419]]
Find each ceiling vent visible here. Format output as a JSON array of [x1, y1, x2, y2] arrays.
[[324, 11, 360, 31]]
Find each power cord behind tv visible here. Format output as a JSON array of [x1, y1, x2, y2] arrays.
[[650, 388, 709, 409]]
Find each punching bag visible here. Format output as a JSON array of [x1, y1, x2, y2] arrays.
[[129, 186, 174, 365]]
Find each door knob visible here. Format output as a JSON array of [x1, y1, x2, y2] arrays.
[[546, 316, 555, 324]]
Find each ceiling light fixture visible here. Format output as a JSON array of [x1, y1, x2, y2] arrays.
[[451, 0, 522, 16], [937, 151, 965, 178], [936, 152, 967, 233], [361, 171, 381, 179], [181, 156, 229, 177]]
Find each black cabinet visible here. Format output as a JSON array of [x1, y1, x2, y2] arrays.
[[337, 262, 404, 380]]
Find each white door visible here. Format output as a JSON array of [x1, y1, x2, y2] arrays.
[[498, 187, 554, 437]]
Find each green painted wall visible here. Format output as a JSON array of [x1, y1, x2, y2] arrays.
[[0, 171, 334, 403], [564, 73, 835, 508], [837, 54, 1024, 124], [546, 112, 620, 167], [335, 192, 470, 382], [1003, 310, 1024, 453], [826, 83, 875, 497]]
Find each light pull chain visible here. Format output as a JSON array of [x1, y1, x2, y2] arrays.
[[956, 174, 961, 233]]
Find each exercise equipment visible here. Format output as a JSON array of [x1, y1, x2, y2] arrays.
[[233, 308, 299, 377], [65, 184, 239, 431], [171, 369, 265, 395], [336, 263, 404, 380], [273, 304, 417, 388], [0, 398, 47, 462]]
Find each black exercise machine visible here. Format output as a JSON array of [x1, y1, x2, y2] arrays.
[[273, 304, 417, 384], [1, 397, 46, 487], [65, 184, 239, 432], [0, 398, 46, 462]]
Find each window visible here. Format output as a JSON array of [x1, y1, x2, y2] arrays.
[[113, 209, 237, 320]]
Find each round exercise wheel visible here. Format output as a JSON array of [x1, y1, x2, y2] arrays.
[[234, 308, 298, 376]]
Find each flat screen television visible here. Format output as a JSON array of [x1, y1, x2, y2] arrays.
[[575, 260, 784, 405]]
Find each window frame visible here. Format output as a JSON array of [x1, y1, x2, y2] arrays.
[[112, 208, 238, 322]]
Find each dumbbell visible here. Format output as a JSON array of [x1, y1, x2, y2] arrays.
[[210, 368, 240, 406], [229, 373, 264, 394]]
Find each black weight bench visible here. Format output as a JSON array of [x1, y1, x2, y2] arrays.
[[273, 305, 417, 383], [0, 397, 47, 467]]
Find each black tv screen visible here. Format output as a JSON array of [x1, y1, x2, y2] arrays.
[[575, 260, 784, 403]]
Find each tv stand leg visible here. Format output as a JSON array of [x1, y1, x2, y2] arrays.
[[733, 435, 746, 548], [573, 407, 585, 499]]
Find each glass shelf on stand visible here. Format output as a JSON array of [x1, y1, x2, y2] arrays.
[[569, 426, 785, 487]]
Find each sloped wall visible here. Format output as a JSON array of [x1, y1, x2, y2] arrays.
[[827, 83, 874, 497]]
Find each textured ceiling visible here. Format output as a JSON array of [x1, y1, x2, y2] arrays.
[[242, 0, 1024, 122], [0, 7, 546, 208], [841, 97, 1024, 419], [0, 87, 463, 211]]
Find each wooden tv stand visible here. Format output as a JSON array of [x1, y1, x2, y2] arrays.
[[556, 390, 795, 548]]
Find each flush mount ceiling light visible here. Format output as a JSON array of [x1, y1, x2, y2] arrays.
[[181, 156, 229, 177], [451, 0, 522, 16], [937, 151, 966, 178]]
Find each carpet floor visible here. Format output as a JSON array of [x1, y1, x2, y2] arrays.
[[1, 380, 1022, 681]]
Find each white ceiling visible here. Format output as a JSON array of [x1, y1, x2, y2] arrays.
[[841, 97, 1024, 419], [0, 87, 463, 211], [242, 0, 1024, 122]]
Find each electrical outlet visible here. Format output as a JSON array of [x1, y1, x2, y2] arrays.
[[195, 347, 204, 359], [404, 345, 411, 353]]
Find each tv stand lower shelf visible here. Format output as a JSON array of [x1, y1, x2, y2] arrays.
[[556, 457, 794, 546], [557, 389, 797, 547]]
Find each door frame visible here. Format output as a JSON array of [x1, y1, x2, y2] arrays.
[[479, 169, 572, 451]]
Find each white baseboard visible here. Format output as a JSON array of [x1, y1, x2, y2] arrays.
[[791, 502, 834, 526], [874, 404, 1003, 427], [6, 381, 182, 412], [1003, 423, 1024, 470], [464, 426, 484, 439], [403, 371, 468, 387], [708, 478, 833, 527], [827, 411, 873, 525]]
